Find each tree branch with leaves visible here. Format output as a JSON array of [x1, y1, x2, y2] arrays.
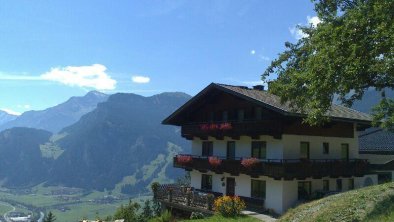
[[263, 0, 394, 129]]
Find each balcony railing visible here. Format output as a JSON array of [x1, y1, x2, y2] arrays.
[[153, 184, 265, 213], [174, 155, 369, 179], [181, 120, 283, 139]]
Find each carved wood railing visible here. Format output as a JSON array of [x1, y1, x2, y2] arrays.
[[174, 155, 370, 179]]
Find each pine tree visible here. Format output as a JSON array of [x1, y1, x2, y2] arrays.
[[43, 211, 56, 222]]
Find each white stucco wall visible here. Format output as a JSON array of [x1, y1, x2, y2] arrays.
[[282, 180, 298, 212], [282, 134, 359, 159], [190, 135, 283, 159]]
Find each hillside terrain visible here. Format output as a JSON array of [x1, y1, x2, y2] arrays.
[[0, 92, 191, 193], [0, 91, 108, 133], [279, 182, 394, 222], [0, 128, 52, 187], [351, 88, 394, 114]]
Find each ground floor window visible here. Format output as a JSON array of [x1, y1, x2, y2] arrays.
[[298, 181, 311, 200], [251, 180, 266, 199], [348, 178, 354, 190], [201, 174, 212, 191], [336, 179, 342, 191], [323, 180, 329, 191]]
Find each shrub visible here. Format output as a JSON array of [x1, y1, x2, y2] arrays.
[[241, 157, 260, 168], [208, 156, 222, 167], [190, 212, 205, 219], [214, 196, 246, 217], [148, 210, 173, 222], [176, 155, 193, 165]]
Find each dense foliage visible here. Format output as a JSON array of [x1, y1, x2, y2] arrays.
[[263, 0, 394, 129], [214, 196, 246, 217]]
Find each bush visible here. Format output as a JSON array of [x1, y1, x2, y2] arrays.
[[148, 210, 173, 222], [190, 212, 205, 219], [214, 196, 246, 217]]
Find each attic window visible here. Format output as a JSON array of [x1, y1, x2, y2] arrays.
[[238, 109, 244, 122], [255, 107, 262, 120]]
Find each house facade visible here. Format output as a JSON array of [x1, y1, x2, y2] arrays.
[[162, 83, 392, 214]]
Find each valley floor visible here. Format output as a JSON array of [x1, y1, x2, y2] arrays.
[[0, 184, 146, 222]]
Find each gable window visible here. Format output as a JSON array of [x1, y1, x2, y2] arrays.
[[336, 179, 342, 191], [251, 180, 266, 199], [298, 181, 311, 200], [202, 141, 213, 157], [323, 180, 329, 191], [254, 107, 262, 120], [348, 179, 354, 190], [251, 141, 266, 159], [238, 109, 244, 122], [222, 111, 228, 121], [201, 174, 212, 191], [323, 142, 329, 154], [208, 112, 214, 122], [300, 142, 310, 160]]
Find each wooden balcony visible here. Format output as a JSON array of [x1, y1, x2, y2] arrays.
[[153, 184, 265, 214], [181, 120, 283, 140], [174, 155, 369, 180]]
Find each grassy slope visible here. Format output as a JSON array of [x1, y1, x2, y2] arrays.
[[279, 182, 394, 222]]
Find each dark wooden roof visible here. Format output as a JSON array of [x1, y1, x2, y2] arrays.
[[359, 128, 394, 154], [162, 83, 372, 125]]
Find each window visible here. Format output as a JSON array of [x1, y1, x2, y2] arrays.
[[323, 180, 329, 191], [341, 143, 349, 160], [208, 112, 214, 122], [298, 181, 312, 200], [227, 141, 236, 159], [300, 142, 310, 160], [251, 141, 267, 159], [348, 179, 354, 190], [251, 180, 266, 199], [238, 109, 244, 122], [202, 141, 213, 157], [222, 111, 228, 121], [201, 174, 212, 190], [323, 142, 329, 154], [336, 179, 342, 191], [254, 107, 262, 120]]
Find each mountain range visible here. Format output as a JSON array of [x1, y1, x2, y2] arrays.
[[0, 91, 108, 133], [0, 91, 191, 193]]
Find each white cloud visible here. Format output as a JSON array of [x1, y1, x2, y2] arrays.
[[290, 16, 322, 40], [250, 50, 256, 55], [41, 64, 116, 90], [0, 108, 21, 116], [307, 16, 321, 27], [132, 75, 150, 84]]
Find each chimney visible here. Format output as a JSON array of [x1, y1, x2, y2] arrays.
[[253, 85, 265, 91]]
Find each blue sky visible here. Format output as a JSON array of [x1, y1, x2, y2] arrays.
[[0, 0, 317, 115]]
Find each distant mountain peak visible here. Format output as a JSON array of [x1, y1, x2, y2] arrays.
[[85, 90, 107, 97]]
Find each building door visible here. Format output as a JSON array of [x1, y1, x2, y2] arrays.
[[226, 177, 235, 196], [227, 141, 235, 159], [341, 144, 349, 160]]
